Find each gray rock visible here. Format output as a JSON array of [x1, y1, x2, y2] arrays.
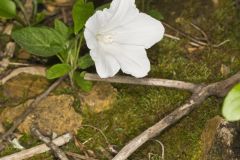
[[200, 116, 240, 160]]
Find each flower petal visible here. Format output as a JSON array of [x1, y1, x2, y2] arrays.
[[113, 13, 165, 49], [102, 0, 139, 32], [85, 10, 111, 33], [90, 46, 120, 78], [84, 28, 97, 49], [84, 9, 112, 49], [102, 43, 150, 78]]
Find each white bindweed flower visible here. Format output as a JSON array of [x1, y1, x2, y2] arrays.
[[84, 0, 165, 78]]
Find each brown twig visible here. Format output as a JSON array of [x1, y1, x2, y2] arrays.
[[0, 76, 65, 143], [111, 71, 240, 160], [190, 23, 209, 42], [164, 33, 202, 47], [162, 22, 208, 46], [0, 66, 46, 85], [66, 152, 98, 160], [163, 22, 230, 48], [31, 126, 69, 160], [0, 133, 72, 160], [84, 73, 198, 92]]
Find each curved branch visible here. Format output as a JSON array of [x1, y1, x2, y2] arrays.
[[84, 73, 198, 92], [112, 88, 208, 160], [112, 71, 240, 160], [0, 76, 66, 142]]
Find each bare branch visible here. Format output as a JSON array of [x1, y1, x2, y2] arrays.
[[84, 73, 198, 92], [110, 71, 240, 160], [31, 127, 69, 160], [0, 76, 66, 143], [0, 66, 46, 85], [66, 152, 98, 160], [0, 133, 72, 160]]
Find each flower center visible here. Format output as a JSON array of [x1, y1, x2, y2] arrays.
[[96, 33, 113, 44]]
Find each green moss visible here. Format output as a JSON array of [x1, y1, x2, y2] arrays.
[[1, 0, 240, 159]]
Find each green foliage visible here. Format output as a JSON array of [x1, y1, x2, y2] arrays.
[[12, 27, 65, 57], [222, 84, 240, 121], [54, 19, 70, 40], [96, 3, 111, 11], [34, 12, 46, 24], [148, 9, 164, 20], [78, 54, 94, 69], [7, 0, 96, 91], [46, 63, 71, 79], [74, 72, 92, 92], [0, 0, 16, 19], [72, 0, 94, 34]]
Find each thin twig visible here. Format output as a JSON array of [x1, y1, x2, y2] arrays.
[[163, 22, 229, 48], [150, 140, 165, 160], [213, 39, 231, 48], [111, 71, 240, 160], [81, 125, 110, 147], [31, 126, 69, 160], [190, 23, 209, 42], [66, 152, 98, 160], [84, 73, 198, 92], [0, 133, 72, 160], [81, 125, 118, 154], [162, 22, 208, 46], [0, 66, 46, 85], [164, 33, 202, 47], [0, 76, 66, 143]]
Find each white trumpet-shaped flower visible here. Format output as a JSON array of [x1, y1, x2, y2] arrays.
[[84, 0, 165, 78]]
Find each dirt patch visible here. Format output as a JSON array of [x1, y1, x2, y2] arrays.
[[0, 95, 82, 135]]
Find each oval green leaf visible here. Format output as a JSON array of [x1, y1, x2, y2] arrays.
[[73, 71, 92, 92], [12, 27, 65, 57], [78, 54, 94, 69], [54, 19, 70, 40], [72, 0, 94, 34], [222, 83, 240, 121], [148, 9, 164, 20], [0, 0, 16, 19], [46, 63, 71, 79]]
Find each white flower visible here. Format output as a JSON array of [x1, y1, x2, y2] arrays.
[[84, 0, 165, 78]]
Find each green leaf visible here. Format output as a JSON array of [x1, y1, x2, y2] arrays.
[[34, 12, 46, 24], [46, 63, 71, 79], [0, 0, 16, 19], [72, 0, 94, 34], [12, 27, 65, 57], [96, 3, 110, 11], [74, 71, 92, 92], [78, 54, 94, 69], [222, 83, 240, 121], [148, 9, 164, 20], [54, 19, 70, 40]]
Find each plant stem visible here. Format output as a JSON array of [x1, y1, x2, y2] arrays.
[[14, 0, 30, 25]]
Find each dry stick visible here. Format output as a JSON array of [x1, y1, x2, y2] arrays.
[[0, 76, 66, 143], [162, 22, 208, 46], [164, 33, 202, 47], [66, 152, 98, 160], [31, 127, 69, 160], [112, 72, 240, 160], [0, 66, 46, 85], [85, 72, 240, 160], [163, 22, 230, 48], [84, 73, 198, 92], [0, 133, 72, 160]]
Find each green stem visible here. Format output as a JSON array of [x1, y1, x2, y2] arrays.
[[15, 15, 26, 26], [14, 0, 30, 25], [67, 33, 84, 87]]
